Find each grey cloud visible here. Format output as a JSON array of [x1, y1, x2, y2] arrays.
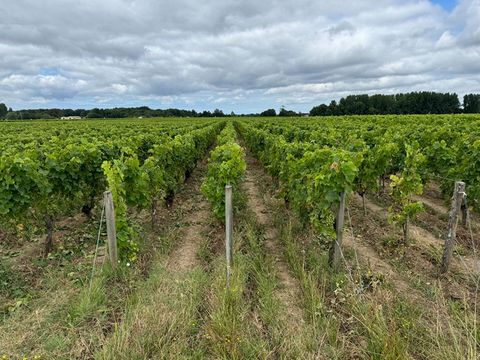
[[0, 0, 479, 112], [328, 21, 356, 36]]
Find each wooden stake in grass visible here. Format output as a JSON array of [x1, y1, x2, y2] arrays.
[[225, 185, 233, 287], [461, 196, 468, 227], [104, 191, 118, 267], [330, 191, 346, 270], [440, 181, 465, 274], [43, 213, 55, 256]]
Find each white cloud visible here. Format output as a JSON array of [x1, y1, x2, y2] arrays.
[[0, 0, 478, 112], [111, 83, 129, 94]]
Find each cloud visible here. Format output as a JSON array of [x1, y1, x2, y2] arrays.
[[0, 0, 478, 112], [0, 74, 88, 101]]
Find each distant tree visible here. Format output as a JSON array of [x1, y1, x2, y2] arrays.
[[464, 94, 480, 113], [278, 106, 297, 117], [0, 103, 7, 118], [369, 94, 395, 114], [260, 108, 276, 116], [47, 108, 63, 118], [86, 108, 104, 118], [310, 92, 461, 116], [213, 109, 225, 117], [0, 106, 205, 120], [329, 100, 340, 115], [339, 95, 369, 115], [310, 104, 329, 116]]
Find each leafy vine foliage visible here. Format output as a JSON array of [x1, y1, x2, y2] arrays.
[[236, 115, 475, 248], [102, 156, 141, 263], [388, 143, 426, 243], [237, 121, 362, 238], [0, 119, 222, 259], [201, 122, 246, 220], [2, 114, 480, 260], [101, 123, 223, 262]]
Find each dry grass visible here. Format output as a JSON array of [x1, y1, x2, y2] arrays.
[[96, 264, 208, 359]]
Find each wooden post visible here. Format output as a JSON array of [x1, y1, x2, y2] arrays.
[[43, 214, 55, 256], [440, 181, 465, 274], [362, 193, 366, 216], [331, 192, 346, 269], [461, 196, 468, 227], [225, 185, 233, 287], [104, 191, 118, 267], [403, 215, 409, 244]]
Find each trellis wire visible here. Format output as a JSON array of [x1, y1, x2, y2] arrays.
[[89, 200, 106, 293], [347, 206, 361, 274]]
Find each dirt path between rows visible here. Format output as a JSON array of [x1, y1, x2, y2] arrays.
[[93, 158, 216, 360], [166, 161, 211, 272], [342, 197, 431, 300], [342, 232, 414, 294], [361, 194, 480, 275], [413, 194, 449, 215], [414, 192, 480, 247], [346, 194, 479, 333], [346, 194, 475, 309], [243, 154, 306, 332]]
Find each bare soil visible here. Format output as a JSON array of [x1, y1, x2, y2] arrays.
[[414, 190, 480, 249], [243, 153, 306, 329], [347, 194, 480, 314], [166, 161, 213, 272], [347, 193, 479, 307], [362, 194, 480, 276], [167, 212, 209, 272], [413, 194, 448, 215], [343, 232, 412, 294]]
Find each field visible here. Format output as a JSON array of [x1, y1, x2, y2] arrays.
[[1, 115, 479, 359]]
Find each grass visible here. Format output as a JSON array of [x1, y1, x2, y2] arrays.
[[0, 210, 181, 358], [0, 216, 101, 322], [230, 213, 310, 358], [200, 175, 337, 358], [0, 261, 28, 314], [279, 215, 347, 358], [241, 222, 291, 356], [278, 208, 427, 359], [2, 143, 480, 359], [96, 264, 209, 359], [345, 192, 480, 355], [98, 188, 278, 359], [202, 254, 269, 358], [197, 207, 273, 358]]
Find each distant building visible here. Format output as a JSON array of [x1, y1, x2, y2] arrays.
[[60, 116, 82, 120]]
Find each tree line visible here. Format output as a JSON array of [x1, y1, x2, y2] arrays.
[[0, 106, 235, 120], [310, 92, 480, 116], [1, 92, 479, 120], [0, 104, 305, 120]]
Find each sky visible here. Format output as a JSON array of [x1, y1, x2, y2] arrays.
[[0, 0, 479, 113]]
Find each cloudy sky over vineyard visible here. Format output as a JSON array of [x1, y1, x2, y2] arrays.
[[1, 0, 479, 112]]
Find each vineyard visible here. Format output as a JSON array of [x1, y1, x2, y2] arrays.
[[1, 115, 479, 359]]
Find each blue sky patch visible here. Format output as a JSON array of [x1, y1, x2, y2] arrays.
[[39, 67, 60, 76], [430, 0, 458, 11]]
